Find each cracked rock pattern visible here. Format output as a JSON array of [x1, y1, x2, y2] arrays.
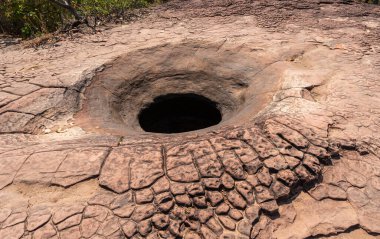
[[0, 117, 332, 238], [1, 0, 380, 238], [1, 116, 380, 239]]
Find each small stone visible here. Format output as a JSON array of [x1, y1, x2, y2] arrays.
[[196, 209, 213, 223], [158, 200, 174, 213], [221, 150, 246, 180], [131, 204, 156, 222], [227, 191, 247, 209], [200, 225, 218, 239], [206, 217, 223, 236], [155, 192, 174, 212], [218, 216, 236, 230], [122, 220, 137, 238], [175, 194, 192, 206], [276, 169, 298, 186], [280, 144, 304, 159], [248, 135, 279, 158], [98, 148, 131, 193], [250, 224, 260, 238], [203, 178, 221, 189], [264, 155, 288, 171], [135, 188, 154, 204], [223, 233, 238, 239], [307, 145, 329, 159], [154, 192, 172, 204], [184, 231, 202, 239], [237, 219, 251, 236], [187, 208, 198, 219], [196, 153, 223, 177], [256, 167, 273, 186], [138, 219, 152, 236], [146, 232, 159, 239], [170, 182, 187, 195], [246, 174, 260, 187], [221, 173, 235, 189], [152, 177, 170, 194], [158, 230, 172, 239], [193, 196, 207, 208], [168, 220, 182, 237], [236, 181, 255, 204], [295, 165, 315, 181], [168, 164, 200, 182], [206, 191, 224, 206], [271, 180, 290, 199], [284, 155, 301, 169], [152, 213, 169, 229], [110, 192, 133, 209], [254, 185, 274, 203], [129, 147, 164, 190], [303, 154, 322, 174], [190, 140, 215, 158], [209, 136, 241, 151], [187, 183, 205, 196], [259, 200, 278, 213], [215, 203, 230, 215], [228, 209, 243, 221], [243, 159, 263, 175], [113, 203, 135, 218], [157, 230, 174, 239], [245, 205, 260, 223], [187, 219, 201, 231], [170, 207, 188, 222]]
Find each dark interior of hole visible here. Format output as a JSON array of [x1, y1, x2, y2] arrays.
[[138, 93, 222, 133]]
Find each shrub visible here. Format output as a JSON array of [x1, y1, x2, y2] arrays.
[[0, 0, 162, 38], [358, 0, 379, 3], [0, 0, 63, 37]]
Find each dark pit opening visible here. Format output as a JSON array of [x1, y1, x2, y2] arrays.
[[138, 93, 222, 133]]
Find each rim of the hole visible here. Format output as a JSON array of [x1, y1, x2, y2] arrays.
[[138, 93, 223, 134]]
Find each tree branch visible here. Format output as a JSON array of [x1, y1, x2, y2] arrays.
[[49, 0, 82, 21]]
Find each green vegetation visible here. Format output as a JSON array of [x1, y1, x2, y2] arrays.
[[359, 0, 379, 3], [0, 0, 162, 38], [0, 0, 378, 39]]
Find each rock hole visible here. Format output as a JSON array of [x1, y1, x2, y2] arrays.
[[138, 93, 222, 134]]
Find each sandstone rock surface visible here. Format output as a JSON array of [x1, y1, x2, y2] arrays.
[[1, 0, 380, 238]]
